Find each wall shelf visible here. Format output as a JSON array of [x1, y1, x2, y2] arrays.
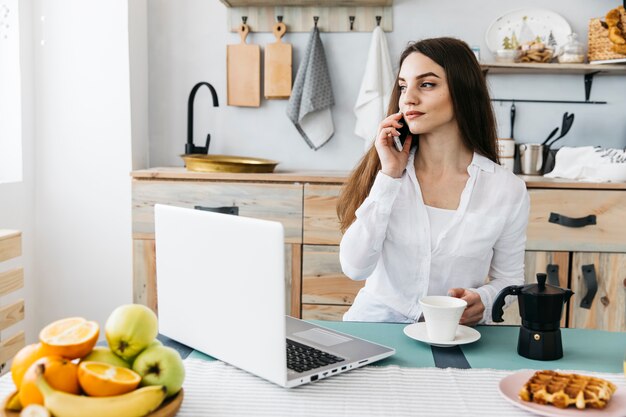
[[481, 62, 626, 75], [481, 62, 626, 104]]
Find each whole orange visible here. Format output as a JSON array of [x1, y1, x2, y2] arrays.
[[20, 356, 80, 407], [10, 343, 47, 388]]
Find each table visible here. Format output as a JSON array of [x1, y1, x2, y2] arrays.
[[1, 322, 624, 417]]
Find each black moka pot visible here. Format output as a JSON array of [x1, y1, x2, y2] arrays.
[[492, 273, 573, 361]]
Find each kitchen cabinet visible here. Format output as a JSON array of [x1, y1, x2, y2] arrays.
[[131, 169, 626, 331]]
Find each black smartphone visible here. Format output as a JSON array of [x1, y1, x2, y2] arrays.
[[392, 116, 410, 151]]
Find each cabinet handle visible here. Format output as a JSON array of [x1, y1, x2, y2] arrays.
[[580, 264, 598, 309], [549, 212, 596, 228], [194, 205, 239, 216], [546, 264, 560, 287]]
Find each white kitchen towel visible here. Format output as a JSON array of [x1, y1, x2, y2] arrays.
[[354, 26, 394, 150], [544, 146, 626, 182], [286, 26, 335, 150]]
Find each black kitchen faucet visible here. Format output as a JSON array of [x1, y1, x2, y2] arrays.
[[186, 82, 219, 155]]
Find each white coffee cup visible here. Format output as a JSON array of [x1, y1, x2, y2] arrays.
[[419, 296, 467, 343]]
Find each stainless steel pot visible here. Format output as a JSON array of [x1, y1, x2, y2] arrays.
[[518, 143, 544, 175]]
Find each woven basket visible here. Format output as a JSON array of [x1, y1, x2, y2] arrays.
[[588, 16, 626, 62]]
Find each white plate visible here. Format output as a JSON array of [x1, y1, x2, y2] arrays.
[[403, 322, 480, 347], [499, 370, 626, 417], [485, 9, 572, 53]]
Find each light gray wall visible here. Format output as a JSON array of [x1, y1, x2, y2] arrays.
[[148, 0, 625, 171]]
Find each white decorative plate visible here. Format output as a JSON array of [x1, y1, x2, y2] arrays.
[[403, 323, 481, 348], [499, 371, 626, 417], [485, 9, 572, 53]]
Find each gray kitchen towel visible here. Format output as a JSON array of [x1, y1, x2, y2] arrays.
[[286, 27, 335, 150]]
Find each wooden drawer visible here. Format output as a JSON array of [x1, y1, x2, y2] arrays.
[[302, 304, 349, 321], [302, 245, 364, 305], [526, 189, 626, 252], [132, 180, 303, 243], [303, 184, 342, 244]]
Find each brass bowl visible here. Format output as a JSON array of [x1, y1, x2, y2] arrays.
[[181, 154, 279, 173]]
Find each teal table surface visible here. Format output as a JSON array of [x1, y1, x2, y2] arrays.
[[188, 321, 626, 374]]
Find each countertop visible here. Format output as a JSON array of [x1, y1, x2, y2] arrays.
[[131, 167, 626, 190]]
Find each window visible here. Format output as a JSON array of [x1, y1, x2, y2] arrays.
[[0, 0, 22, 183]]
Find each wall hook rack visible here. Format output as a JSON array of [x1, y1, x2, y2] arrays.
[[313, 16, 319, 28], [227, 6, 392, 32]]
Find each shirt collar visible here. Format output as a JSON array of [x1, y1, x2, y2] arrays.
[[470, 152, 495, 173]]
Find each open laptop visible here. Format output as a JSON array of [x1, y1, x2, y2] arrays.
[[154, 204, 395, 388]]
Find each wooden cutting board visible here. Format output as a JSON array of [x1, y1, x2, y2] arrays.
[[264, 22, 292, 99], [227, 23, 260, 107]]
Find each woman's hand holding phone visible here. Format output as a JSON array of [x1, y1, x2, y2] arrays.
[[375, 112, 413, 178]]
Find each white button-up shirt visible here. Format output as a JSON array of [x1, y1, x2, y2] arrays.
[[340, 151, 530, 323]]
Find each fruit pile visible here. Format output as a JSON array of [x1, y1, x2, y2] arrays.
[[6, 304, 185, 417]]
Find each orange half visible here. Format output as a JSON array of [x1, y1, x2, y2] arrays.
[[78, 361, 141, 397], [39, 317, 99, 359]]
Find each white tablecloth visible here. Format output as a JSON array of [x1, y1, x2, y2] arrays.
[[176, 359, 625, 417], [1, 358, 624, 417]]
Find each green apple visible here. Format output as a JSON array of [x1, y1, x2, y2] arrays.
[[132, 345, 185, 397], [147, 339, 163, 348], [81, 346, 130, 368], [105, 304, 158, 361]]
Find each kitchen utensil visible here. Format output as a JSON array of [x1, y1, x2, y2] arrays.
[[518, 143, 544, 175], [492, 273, 573, 360], [542, 113, 574, 174], [485, 9, 572, 53], [510, 102, 516, 139], [540, 127, 559, 146], [264, 20, 292, 99], [547, 112, 574, 148], [227, 21, 260, 107]]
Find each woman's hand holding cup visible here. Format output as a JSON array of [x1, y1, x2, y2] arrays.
[[375, 112, 412, 178]]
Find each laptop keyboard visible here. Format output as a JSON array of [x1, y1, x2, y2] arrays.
[[286, 339, 344, 373]]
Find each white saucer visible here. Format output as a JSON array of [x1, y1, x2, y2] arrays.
[[403, 322, 481, 348]]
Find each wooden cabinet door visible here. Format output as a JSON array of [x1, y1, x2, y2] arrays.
[[497, 251, 569, 326], [570, 253, 626, 332]]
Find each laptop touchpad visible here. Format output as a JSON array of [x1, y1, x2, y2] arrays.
[[294, 328, 352, 347]]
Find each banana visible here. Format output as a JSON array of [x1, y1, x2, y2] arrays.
[[34, 364, 166, 417], [19, 404, 50, 417], [5, 390, 22, 411]]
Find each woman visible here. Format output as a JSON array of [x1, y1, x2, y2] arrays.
[[337, 37, 529, 326]]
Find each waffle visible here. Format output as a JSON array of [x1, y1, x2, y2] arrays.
[[519, 370, 618, 410]]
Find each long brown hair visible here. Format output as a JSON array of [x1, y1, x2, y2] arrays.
[[337, 37, 499, 233]]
